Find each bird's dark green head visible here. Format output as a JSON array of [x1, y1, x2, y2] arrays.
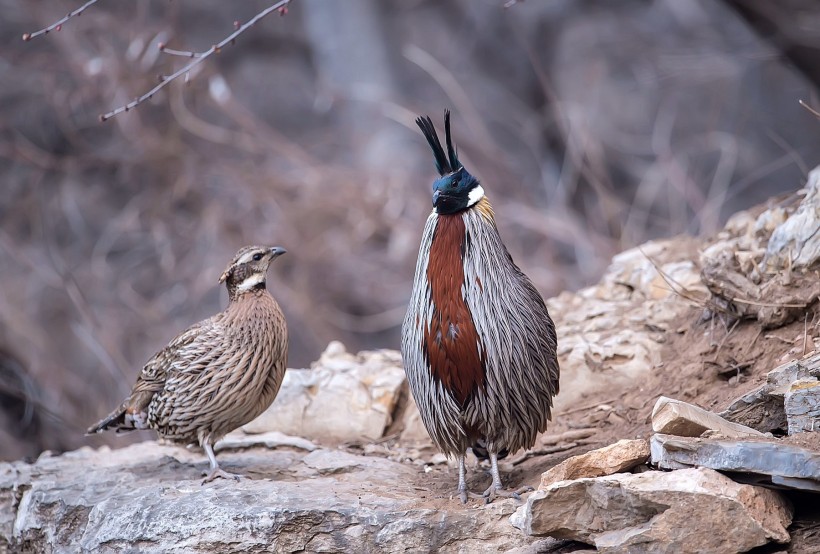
[[416, 110, 484, 215]]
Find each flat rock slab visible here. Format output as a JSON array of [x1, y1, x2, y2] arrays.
[[512, 467, 792, 554], [651, 433, 820, 492], [0, 439, 535, 553], [539, 439, 649, 489], [721, 352, 820, 433], [652, 396, 763, 438]]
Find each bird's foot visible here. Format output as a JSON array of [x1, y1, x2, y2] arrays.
[[457, 488, 487, 504], [481, 484, 533, 504], [200, 468, 242, 484]]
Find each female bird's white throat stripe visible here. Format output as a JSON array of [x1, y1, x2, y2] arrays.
[[467, 185, 485, 207], [237, 273, 266, 291]]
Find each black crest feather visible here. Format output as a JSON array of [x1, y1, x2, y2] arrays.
[[416, 110, 460, 176], [444, 110, 459, 173]]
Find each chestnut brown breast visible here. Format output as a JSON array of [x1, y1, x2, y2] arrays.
[[424, 214, 485, 406]]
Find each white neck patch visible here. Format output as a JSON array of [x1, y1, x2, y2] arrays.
[[467, 185, 485, 208], [236, 273, 265, 291]]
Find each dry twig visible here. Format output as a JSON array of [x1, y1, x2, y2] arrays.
[[22, 0, 100, 41], [803, 311, 809, 358], [558, 399, 618, 417], [799, 99, 820, 120], [100, 1, 293, 121], [638, 246, 718, 312], [22, 0, 295, 121], [510, 440, 595, 466], [711, 318, 740, 360]]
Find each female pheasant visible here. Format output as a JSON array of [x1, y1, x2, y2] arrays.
[[402, 112, 560, 503], [88, 245, 289, 483]]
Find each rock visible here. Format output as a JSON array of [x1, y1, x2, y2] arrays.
[[784, 379, 820, 434], [512, 467, 793, 553], [763, 166, 820, 270], [699, 169, 820, 327], [242, 342, 407, 442], [651, 396, 764, 438], [215, 430, 318, 452], [650, 433, 820, 492], [0, 440, 536, 553], [721, 351, 820, 432], [538, 439, 649, 489], [548, 237, 705, 413], [399, 395, 433, 446]]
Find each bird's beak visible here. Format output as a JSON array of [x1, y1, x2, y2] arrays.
[[270, 246, 287, 258], [432, 190, 441, 207]]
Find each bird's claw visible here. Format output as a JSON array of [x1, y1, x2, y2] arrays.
[[481, 484, 533, 503], [200, 468, 242, 484], [458, 488, 486, 504]]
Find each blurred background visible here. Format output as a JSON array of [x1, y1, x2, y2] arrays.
[[1, 0, 819, 460]]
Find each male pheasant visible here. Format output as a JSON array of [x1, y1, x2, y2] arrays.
[[88, 245, 289, 483], [402, 112, 560, 503]]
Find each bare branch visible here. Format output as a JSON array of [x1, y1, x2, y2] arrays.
[[100, 1, 293, 122], [800, 99, 820, 120], [158, 44, 204, 59], [22, 0, 101, 41]]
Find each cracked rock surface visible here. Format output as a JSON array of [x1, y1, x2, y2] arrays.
[[0, 434, 542, 553]]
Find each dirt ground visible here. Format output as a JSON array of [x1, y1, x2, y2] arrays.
[[369, 302, 820, 552]]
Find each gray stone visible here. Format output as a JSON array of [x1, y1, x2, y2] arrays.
[[0, 440, 535, 553], [215, 430, 318, 452], [764, 167, 820, 270], [242, 341, 407, 443], [784, 379, 820, 434], [721, 352, 820, 432], [652, 396, 764, 438], [650, 433, 820, 492], [511, 467, 792, 553]]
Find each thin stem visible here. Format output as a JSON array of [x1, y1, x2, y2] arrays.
[[100, 0, 293, 122], [22, 0, 101, 41], [159, 46, 204, 59], [799, 99, 820, 120]]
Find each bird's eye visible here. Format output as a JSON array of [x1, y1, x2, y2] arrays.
[[252, 253, 263, 261]]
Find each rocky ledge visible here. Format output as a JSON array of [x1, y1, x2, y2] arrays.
[[1, 432, 545, 553]]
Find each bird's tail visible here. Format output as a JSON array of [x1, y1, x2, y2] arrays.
[[86, 403, 132, 435]]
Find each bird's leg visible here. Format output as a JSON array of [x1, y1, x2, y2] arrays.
[[456, 454, 485, 503], [457, 454, 469, 503], [481, 451, 533, 503], [200, 441, 242, 484]]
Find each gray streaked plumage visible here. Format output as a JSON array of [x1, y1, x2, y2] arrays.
[[88, 245, 289, 482], [402, 112, 559, 503]]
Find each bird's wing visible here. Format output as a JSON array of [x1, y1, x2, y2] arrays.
[[130, 318, 223, 399], [515, 272, 560, 396], [462, 211, 560, 410]]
